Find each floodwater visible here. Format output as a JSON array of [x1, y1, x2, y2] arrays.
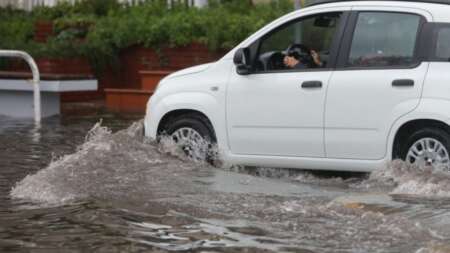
[[2, 115, 450, 253]]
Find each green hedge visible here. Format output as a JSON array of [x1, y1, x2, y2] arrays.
[[0, 0, 293, 70]]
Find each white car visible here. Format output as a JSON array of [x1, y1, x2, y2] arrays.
[[145, 0, 450, 172]]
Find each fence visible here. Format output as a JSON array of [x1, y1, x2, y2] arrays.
[[0, 0, 208, 11]]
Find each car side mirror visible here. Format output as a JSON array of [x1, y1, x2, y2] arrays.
[[233, 48, 251, 75]]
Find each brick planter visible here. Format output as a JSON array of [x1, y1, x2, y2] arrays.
[[1, 59, 28, 72], [36, 58, 93, 76], [139, 70, 173, 91], [105, 89, 153, 113], [112, 43, 225, 89], [34, 58, 101, 102], [102, 43, 225, 114], [161, 43, 225, 69]]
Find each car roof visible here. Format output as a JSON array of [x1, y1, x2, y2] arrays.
[[308, 0, 450, 7]]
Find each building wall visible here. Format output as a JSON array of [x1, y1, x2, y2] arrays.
[[0, 0, 76, 10], [0, 0, 208, 10], [0, 0, 295, 10], [0, 0, 16, 7], [252, 0, 305, 7]]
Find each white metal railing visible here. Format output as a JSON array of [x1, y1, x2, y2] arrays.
[[0, 50, 41, 123]]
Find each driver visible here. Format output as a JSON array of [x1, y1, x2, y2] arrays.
[[284, 50, 323, 69]]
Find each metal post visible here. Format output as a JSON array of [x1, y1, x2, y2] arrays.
[[294, 0, 304, 44], [0, 50, 41, 123], [294, 0, 302, 9]]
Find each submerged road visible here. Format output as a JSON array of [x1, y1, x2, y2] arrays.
[[1, 115, 450, 253]]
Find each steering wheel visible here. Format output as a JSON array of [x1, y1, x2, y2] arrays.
[[285, 43, 315, 68]]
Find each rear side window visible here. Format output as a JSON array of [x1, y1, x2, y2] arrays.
[[435, 27, 450, 61], [347, 12, 422, 68]]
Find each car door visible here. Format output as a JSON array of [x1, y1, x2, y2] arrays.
[[325, 8, 432, 160], [226, 10, 349, 157]]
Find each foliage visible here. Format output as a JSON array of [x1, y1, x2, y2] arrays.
[[0, 0, 293, 71], [0, 7, 34, 50], [53, 14, 96, 40]]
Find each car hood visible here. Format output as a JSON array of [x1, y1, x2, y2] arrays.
[[164, 63, 213, 80]]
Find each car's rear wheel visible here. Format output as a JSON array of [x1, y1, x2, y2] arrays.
[[400, 127, 450, 171], [163, 114, 216, 162]]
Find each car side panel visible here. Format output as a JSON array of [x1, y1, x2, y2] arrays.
[[421, 62, 450, 100], [386, 62, 450, 154], [326, 64, 429, 160]]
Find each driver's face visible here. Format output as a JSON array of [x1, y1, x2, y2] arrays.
[[284, 56, 300, 68]]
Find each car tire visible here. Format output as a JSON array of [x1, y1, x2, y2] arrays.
[[399, 127, 450, 171], [163, 113, 217, 163]]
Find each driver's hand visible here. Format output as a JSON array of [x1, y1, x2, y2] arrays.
[[311, 50, 323, 67], [284, 56, 299, 68]]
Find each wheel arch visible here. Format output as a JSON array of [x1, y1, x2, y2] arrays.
[[157, 109, 217, 141], [145, 91, 223, 140], [392, 119, 450, 159]]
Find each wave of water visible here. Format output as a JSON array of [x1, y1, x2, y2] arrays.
[[9, 121, 450, 252], [361, 160, 450, 198], [10, 120, 205, 205], [12, 120, 450, 203]]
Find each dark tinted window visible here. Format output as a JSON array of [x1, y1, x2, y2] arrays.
[[435, 27, 450, 61], [260, 13, 341, 55], [256, 12, 342, 71], [348, 12, 421, 68]]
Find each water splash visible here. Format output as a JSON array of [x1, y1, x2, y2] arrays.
[[10, 120, 204, 205], [416, 242, 450, 253], [365, 160, 450, 197], [8, 120, 450, 252]]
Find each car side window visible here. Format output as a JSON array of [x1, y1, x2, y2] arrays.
[[347, 12, 422, 68], [435, 27, 450, 61], [255, 12, 343, 72]]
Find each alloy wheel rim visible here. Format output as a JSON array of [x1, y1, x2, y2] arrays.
[[171, 127, 208, 161], [406, 137, 450, 171]]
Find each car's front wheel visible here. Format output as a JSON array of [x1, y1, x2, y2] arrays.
[[163, 114, 216, 163], [400, 127, 450, 171]]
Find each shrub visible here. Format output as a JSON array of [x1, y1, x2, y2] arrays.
[[0, 0, 293, 71]]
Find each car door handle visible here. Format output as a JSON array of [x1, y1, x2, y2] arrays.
[[301, 81, 322, 89], [392, 79, 414, 87]]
